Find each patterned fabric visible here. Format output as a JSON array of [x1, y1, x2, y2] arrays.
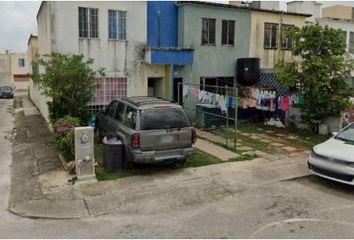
[[256, 73, 289, 97]]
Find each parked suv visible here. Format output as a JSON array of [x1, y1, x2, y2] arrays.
[[95, 97, 196, 168]]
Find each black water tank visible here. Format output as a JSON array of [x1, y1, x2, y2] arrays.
[[236, 58, 260, 86]]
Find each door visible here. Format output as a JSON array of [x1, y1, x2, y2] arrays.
[[147, 78, 163, 98], [173, 78, 183, 104]]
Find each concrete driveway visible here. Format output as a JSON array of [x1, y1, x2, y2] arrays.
[[2, 94, 354, 238]]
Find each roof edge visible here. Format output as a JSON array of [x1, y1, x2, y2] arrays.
[[176, 1, 312, 17]]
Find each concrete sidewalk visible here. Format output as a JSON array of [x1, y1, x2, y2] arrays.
[[8, 95, 311, 219]]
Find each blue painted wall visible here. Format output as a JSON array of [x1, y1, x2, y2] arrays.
[[150, 49, 193, 65], [147, 1, 178, 48]]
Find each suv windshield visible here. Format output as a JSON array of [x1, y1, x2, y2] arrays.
[[1, 86, 12, 92], [335, 124, 354, 143], [140, 107, 190, 130]]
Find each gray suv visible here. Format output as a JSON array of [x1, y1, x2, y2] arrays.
[[96, 97, 196, 168]]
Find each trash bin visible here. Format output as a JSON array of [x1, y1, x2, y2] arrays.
[[102, 136, 124, 172]]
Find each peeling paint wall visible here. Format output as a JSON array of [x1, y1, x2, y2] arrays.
[[52, 1, 148, 97], [34, 1, 156, 121], [35, 1, 53, 122]]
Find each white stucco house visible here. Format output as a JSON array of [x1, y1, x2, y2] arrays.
[[33, 1, 169, 122]]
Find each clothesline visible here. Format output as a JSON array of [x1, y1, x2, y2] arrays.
[[182, 84, 303, 114]]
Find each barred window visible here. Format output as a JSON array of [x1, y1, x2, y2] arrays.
[[79, 7, 99, 38], [264, 23, 279, 49], [280, 24, 294, 50], [108, 10, 126, 40]]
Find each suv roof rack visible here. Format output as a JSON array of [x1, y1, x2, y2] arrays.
[[122, 96, 173, 107]]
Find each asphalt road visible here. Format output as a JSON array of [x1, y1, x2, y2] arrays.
[[2, 96, 354, 238]]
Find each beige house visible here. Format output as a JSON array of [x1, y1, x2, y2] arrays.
[[322, 5, 354, 20], [0, 51, 29, 89], [249, 10, 309, 69]]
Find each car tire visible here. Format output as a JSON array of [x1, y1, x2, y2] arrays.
[[122, 145, 134, 169]]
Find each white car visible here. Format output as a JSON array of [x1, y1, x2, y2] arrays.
[[308, 123, 354, 185]]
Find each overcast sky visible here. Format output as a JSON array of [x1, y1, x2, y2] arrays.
[[0, 1, 40, 53], [1, 1, 354, 53]]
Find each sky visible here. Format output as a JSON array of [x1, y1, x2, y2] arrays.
[[1, 0, 354, 53], [0, 1, 41, 53]]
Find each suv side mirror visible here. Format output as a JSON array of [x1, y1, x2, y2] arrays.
[[332, 132, 338, 136]]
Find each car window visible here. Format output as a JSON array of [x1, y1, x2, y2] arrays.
[[105, 102, 117, 117], [115, 103, 125, 122], [336, 124, 354, 142], [124, 106, 137, 129], [140, 107, 190, 130]]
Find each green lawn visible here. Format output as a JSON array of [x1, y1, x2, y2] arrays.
[[94, 144, 244, 181]]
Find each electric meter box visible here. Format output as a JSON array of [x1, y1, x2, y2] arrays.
[[75, 126, 96, 183]]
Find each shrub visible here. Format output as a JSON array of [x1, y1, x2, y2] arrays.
[[32, 53, 105, 123], [52, 116, 81, 161]]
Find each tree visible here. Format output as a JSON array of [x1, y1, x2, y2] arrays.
[[32, 53, 105, 123], [275, 23, 354, 131]]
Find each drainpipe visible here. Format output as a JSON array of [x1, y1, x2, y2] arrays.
[[157, 10, 161, 47], [170, 64, 174, 101]]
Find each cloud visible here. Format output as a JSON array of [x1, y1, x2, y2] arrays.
[[0, 1, 41, 53]]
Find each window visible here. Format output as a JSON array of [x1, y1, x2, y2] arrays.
[[79, 7, 98, 38], [18, 58, 25, 67], [140, 108, 190, 130], [0, 59, 5, 69], [108, 10, 126, 40], [200, 77, 234, 94], [115, 103, 125, 121], [280, 24, 294, 50], [201, 18, 216, 45], [264, 23, 279, 49], [221, 20, 235, 45], [105, 101, 117, 117], [32, 64, 39, 75], [341, 31, 347, 45], [124, 106, 136, 129], [349, 32, 354, 54]]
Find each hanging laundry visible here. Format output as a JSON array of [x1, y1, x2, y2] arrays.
[[199, 90, 205, 101], [249, 98, 256, 108], [281, 96, 289, 111], [183, 85, 188, 97], [298, 94, 304, 106]]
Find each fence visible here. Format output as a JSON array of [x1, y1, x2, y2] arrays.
[[178, 82, 239, 150]]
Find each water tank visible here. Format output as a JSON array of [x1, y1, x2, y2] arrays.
[[236, 58, 260, 86]]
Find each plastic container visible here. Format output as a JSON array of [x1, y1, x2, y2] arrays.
[[102, 136, 124, 172]]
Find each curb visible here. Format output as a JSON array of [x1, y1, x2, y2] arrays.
[[8, 199, 90, 219]]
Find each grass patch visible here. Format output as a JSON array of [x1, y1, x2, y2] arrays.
[[218, 122, 330, 150], [13, 97, 23, 109], [186, 149, 222, 167], [94, 142, 248, 181]]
